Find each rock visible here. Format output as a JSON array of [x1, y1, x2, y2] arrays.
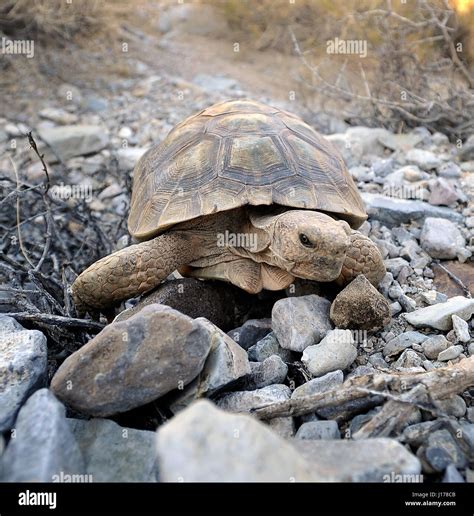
[[437, 345, 464, 361], [227, 319, 272, 350], [466, 407, 474, 423], [84, 96, 108, 113], [437, 162, 462, 178], [371, 158, 394, 178], [245, 356, 288, 390], [350, 165, 371, 182], [420, 218, 465, 260], [393, 349, 423, 369], [384, 257, 411, 277], [452, 315, 470, 343], [51, 304, 212, 416], [268, 416, 296, 439], [155, 400, 317, 481], [68, 418, 158, 481], [302, 330, 357, 377], [0, 316, 47, 431], [116, 147, 148, 172], [291, 370, 344, 399], [406, 148, 441, 170], [436, 395, 466, 417], [378, 132, 424, 152], [329, 275, 391, 331], [272, 295, 332, 352], [421, 335, 449, 360], [216, 384, 291, 413], [169, 319, 250, 413], [0, 389, 84, 481], [402, 421, 440, 447], [293, 438, 421, 482], [404, 296, 474, 330], [443, 464, 464, 483], [295, 421, 340, 440], [361, 193, 463, 227], [115, 278, 250, 331], [39, 107, 78, 124], [428, 178, 460, 206], [419, 429, 467, 473], [247, 333, 293, 363], [37, 125, 108, 162], [57, 83, 82, 105]]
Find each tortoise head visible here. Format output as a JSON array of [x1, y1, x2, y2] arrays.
[[270, 210, 352, 281]]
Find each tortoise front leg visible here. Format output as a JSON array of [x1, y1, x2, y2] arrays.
[[336, 231, 386, 287], [71, 232, 199, 314]]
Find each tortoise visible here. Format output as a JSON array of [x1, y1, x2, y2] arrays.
[[72, 99, 385, 314]]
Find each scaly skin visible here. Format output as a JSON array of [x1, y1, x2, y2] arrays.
[[71, 232, 198, 313], [337, 231, 386, 286]]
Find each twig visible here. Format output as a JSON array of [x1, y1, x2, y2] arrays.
[[1, 312, 105, 331], [27, 131, 50, 193], [250, 356, 474, 420]]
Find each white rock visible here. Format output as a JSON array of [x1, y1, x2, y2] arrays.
[[0, 316, 47, 431], [404, 296, 474, 331], [437, 345, 464, 361], [420, 217, 465, 260], [302, 330, 357, 377], [406, 149, 441, 170], [452, 315, 471, 343]]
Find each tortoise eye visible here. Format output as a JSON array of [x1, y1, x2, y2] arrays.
[[299, 233, 313, 247]]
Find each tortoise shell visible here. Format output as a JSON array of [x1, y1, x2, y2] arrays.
[[128, 99, 367, 240]]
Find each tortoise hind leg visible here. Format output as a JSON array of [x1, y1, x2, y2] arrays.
[[336, 231, 386, 287], [72, 232, 198, 314]]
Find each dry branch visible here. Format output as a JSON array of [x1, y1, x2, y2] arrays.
[[251, 356, 474, 421]]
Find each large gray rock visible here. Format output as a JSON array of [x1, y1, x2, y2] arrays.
[[383, 331, 428, 359], [247, 333, 293, 363], [0, 389, 84, 481], [155, 400, 318, 481], [302, 330, 357, 377], [51, 304, 212, 416], [169, 318, 250, 413], [0, 316, 47, 431], [228, 319, 272, 350], [293, 438, 421, 482], [245, 355, 288, 390], [272, 295, 332, 351], [404, 296, 474, 330], [38, 125, 108, 162], [361, 193, 463, 227], [295, 421, 340, 440], [216, 384, 291, 413], [420, 218, 465, 259], [292, 370, 344, 399], [68, 418, 158, 482]]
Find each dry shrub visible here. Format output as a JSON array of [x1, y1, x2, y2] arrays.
[[0, 0, 106, 43]]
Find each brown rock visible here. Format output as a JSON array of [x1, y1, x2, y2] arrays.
[[51, 304, 212, 416], [330, 275, 391, 331]]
